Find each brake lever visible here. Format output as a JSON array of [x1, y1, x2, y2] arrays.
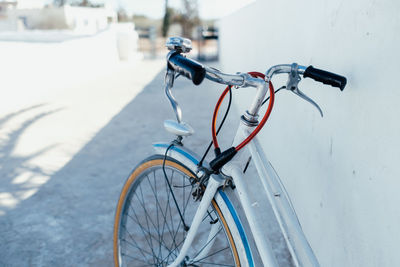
[[292, 87, 323, 117], [286, 63, 323, 117]]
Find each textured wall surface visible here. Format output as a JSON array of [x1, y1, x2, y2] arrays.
[[219, 0, 400, 266]]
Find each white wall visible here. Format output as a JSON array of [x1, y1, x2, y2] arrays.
[[219, 0, 400, 266], [14, 6, 109, 33], [64, 6, 109, 34], [17, 0, 45, 9], [17, 8, 67, 29]]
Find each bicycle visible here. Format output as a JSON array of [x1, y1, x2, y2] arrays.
[[113, 37, 347, 267]]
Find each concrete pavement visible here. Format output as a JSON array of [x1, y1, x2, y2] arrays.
[[0, 48, 240, 265]]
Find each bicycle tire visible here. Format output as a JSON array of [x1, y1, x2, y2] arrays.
[[113, 155, 252, 266]]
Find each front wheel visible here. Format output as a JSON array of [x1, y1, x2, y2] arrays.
[[113, 155, 253, 266]]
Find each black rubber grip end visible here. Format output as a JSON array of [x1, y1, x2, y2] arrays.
[[209, 147, 237, 172], [303, 66, 347, 91], [168, 53, 206, 85]]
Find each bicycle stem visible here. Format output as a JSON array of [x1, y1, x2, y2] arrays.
[[244, 73, 270, 118]]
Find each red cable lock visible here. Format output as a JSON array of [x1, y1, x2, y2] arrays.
[[211, 72, 275, 153]]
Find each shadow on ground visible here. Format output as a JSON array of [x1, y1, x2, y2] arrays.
[[0, 70, 236, 266], [0, 105, 61, 216]]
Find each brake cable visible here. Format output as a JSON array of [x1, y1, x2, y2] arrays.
[[198, 86, 232, 167]]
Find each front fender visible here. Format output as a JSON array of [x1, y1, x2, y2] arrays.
[[152, 142, 210, 173]]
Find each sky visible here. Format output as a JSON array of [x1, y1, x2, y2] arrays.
[[115, 0, 255, 19], [34, 0, 255, 20]]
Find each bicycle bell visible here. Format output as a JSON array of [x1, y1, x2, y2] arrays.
[[166, 37, 192, 53]]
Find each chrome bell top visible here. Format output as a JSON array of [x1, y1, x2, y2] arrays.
[[166, 37, 192, 53]]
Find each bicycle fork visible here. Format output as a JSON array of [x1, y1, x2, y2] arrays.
[[167, 174, 225, 267]]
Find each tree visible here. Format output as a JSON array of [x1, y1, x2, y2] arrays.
[[172, 0, 200, 38], [163, 8, 176, 37], [54, 0, 103, 7], [80, 0, 89, 6], [117, 7, 129, 22], [53, 0, 67, 6], [162, 0, 172, 37]]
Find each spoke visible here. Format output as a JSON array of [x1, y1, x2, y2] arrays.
[[194, 262, 235, 266], [169, 170, 176, 235], [138, 183, 158, 264], [128, 205, 160, 264], [121, 238, 154, 258], [192, 246, 231, 264], [148, 172, 175, 261], [151, 172, 163, 261], [201, 208, 213, 223], [160, 236, 186, 263], [182, 181, 195, 217], [121, 226, 153, 261], [132, 194, 172, 256], [121, 251, 152, 265], [132, 171, 180, 259], [168, 170, 185, 253], [192, 226, 223, 260], [135, 182, 162, 236], [173, 183, 193, 188], [146, 169, 180, 251], [162, 150, 189, 230], [159, 175, 179, 266], [163, 169, 180, 250], [167, 178, 196, 261], [170, 175, 194, 249], [127, 208, 175, 258]]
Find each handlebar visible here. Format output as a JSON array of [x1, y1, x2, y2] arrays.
[[167, 53, 347, 91]]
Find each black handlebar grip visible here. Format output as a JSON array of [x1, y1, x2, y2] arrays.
[[303, 66, 347, 91], [168, 53, 206, 85]]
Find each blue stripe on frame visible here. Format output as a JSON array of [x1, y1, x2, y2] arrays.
[[153, 143, 254, 265], [218, 189, 254, 267]]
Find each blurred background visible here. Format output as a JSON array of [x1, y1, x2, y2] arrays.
[[0, 0, 253, 60]]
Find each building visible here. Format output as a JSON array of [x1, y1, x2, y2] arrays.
[[0, 1, 18, 31], [0, 1, 116, 34]]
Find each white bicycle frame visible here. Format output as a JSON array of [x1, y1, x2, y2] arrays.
[[161, 63, 321, 267], [223, 124, 320, 267]]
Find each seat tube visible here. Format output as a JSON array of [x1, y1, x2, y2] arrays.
[[167, 174, 224, 267]]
